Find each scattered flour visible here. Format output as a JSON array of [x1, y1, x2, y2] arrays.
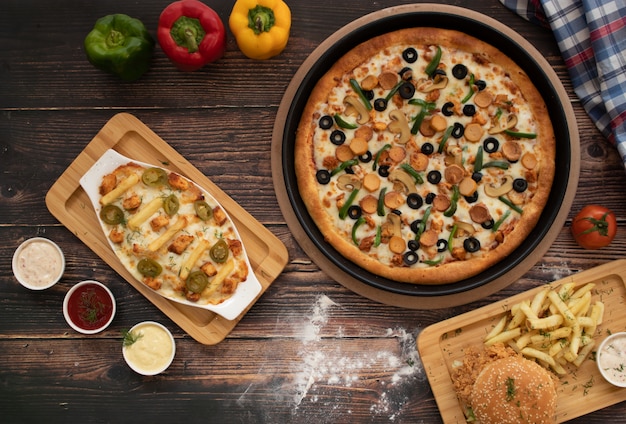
[[290, 294, 425, 421]]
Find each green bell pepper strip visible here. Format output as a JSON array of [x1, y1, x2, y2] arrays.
[[334, 114, 358, 129], [414, 206, 432, 239], [339, 189, 359, 219], [437, 125, 455, 153], [351, 217, 366, 245], [372, 144, 391, 171], [498, 196, 523, 214], [331, 159, 358, 176], [492, 210, 511, 232], [504, 129, 538, 139], [482, 160, 510, 170], [423, 255, 443, 266], [400, 163, 424, 184], [84, 14, 155, 81], [444, 186, 460, 217], [474, 146, 484, 172], [350, 78, 372, 110], [377, 187, 387, 216], [447, 224, 458, 253], [461, 73, 475, 104], [425, 46, 442, 77]]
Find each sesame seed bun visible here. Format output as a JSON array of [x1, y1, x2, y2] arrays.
[[470, 356, 557, 424]]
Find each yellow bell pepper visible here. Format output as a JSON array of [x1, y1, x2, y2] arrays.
[[229, 0, 291, 60]]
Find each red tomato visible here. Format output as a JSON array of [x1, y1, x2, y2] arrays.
[[571, 205, 617, 249]]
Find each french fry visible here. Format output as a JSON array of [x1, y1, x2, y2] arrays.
[[530, 287, 550, 316], [484, 314, 508, 341], [547, 290, 577, 326], [147, 216, 188, 252], [99, 173, 139, 205], [179, 238, 210, 281], [527, 314, 563, 330], [127, 197, 163, 231], [202, 258, 235, 297], [521, 347, 556, 366], [485, 327, 521, 346]]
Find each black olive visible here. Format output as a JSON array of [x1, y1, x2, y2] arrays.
[[406, 193, 423, 209], [403, 251, 419, 265], [513, 178, 528, 192], [345, 166, 355, 174], [399, 67, 413, 80], [347, 205, 362, 220], [408, 239, 420, 251], [402, 47, 418, 63], [472, 171, 483, 182], [330, 130, 346, 145], [378, 165, 390, 177], [421, 142, 434, 155], [475, 80, 487, 91], [427, 170, 442, 184], [425, 192, 436, 204], [463, 104, 476, 117], [399, 82, 415, 99], [319, 115, 333, 130], [364, 90, 374, 100], [451, 122, 464, 139], [442, 101, 455, 116], [316, 169, 331, 184], [464, 191, 479, 203], [452, 64, 468, 79], [410, 219, 422, 233], [433, 69, 447, 78], [391, 209, 402, 216], [483, 137, 499, 153], [482, 219, 495, 230], [374, 98, 388, 111], [464, 237, 481, 253], [359, 151, 373, 163], [436, 239, 448, 252]]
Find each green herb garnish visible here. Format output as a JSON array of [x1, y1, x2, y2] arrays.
[[122, 329, 143, 347]]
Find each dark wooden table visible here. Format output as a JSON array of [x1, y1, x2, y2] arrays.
[[2, 0, 625, 422]]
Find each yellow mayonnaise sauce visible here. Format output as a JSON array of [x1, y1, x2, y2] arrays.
[[124, 323, 174, 374], [14, 239, 63, 288]]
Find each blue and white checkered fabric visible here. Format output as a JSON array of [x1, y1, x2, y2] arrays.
[[500, 0, 626, 172]]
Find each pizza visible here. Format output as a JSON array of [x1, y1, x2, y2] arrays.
[[94, 160, 250, 305], [294, 27, 556, 285]]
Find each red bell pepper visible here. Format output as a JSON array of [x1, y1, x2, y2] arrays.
[[157, 0, 226, 72]]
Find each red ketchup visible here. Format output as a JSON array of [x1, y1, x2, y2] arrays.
[[66, 282, 114, 331]]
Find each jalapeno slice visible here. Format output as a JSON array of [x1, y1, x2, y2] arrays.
[[100, 204, 124, 225], [142, 167, 168, 187], [186, 271, 209, 293], [194, 200, 212, 221], [210, 239, 229, 263], [137, 258, 162, 278], [163, 194, 179, 216]]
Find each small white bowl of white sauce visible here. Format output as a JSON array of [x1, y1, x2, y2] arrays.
[[122, 321, 176, 376], [12, 237, 65, 290], [597, 332, 626, 388]]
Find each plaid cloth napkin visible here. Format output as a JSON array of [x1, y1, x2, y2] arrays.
[[500, 0, 626, 172]]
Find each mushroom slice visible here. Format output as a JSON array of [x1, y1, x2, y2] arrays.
[[336, 174, 362, 191], [343, 96, 370, 125], [416, 74, 449, 93], [484, 175, 514, 197], [388, 110, 411, 144], [388, 168, 417, 194], [488, 113, 518, 134]]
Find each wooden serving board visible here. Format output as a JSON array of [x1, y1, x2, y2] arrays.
[[417, 259, 626, 423], [46, 113, 289, 345]]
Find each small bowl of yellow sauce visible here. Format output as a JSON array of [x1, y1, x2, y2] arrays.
[[12, 237, 65, 290], [597, 332, 626, 388], [122, 321, 176, 376]]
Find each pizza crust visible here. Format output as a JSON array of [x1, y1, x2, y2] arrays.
[[295, 27, 555, 285]]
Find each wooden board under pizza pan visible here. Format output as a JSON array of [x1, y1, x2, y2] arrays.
[[271, 4, 579, 309], [46, 112, 289, 345]]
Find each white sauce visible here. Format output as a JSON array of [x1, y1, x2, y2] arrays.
[[124, 323, 174, 374], [14, 240, 63, 288], [599, 334, 626, 386]]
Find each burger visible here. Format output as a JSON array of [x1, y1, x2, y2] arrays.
[[452, 345, 557, 424]]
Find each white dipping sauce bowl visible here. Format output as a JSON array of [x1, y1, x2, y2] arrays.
[[122, 321, 176, 376], [12, 237, 65, 290], [597, 332, 626, 388]]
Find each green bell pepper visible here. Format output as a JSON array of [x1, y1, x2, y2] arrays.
[[84, 14, 155, 81]]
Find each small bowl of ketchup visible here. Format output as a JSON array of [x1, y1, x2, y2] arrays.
[[63, 280, 116, 334]]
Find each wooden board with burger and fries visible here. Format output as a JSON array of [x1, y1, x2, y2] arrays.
[[417, 259, 626, 423]]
